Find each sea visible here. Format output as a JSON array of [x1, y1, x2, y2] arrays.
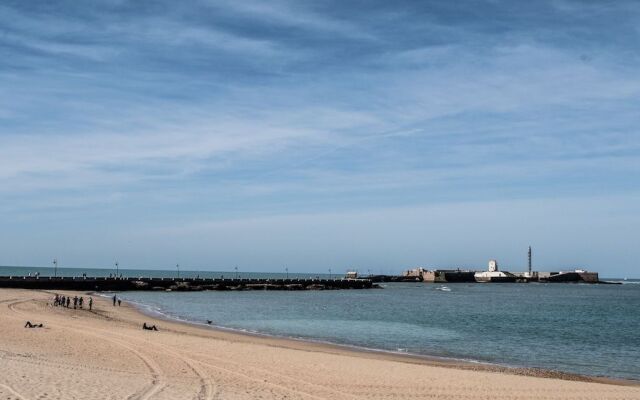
[[1, 266, 639, 381]]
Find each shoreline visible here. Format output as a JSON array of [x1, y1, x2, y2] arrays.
[[112, 291, 638, 387], [2, 288, 639, 400]]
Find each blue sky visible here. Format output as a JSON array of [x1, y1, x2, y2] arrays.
[[1, 0, 639, 276]]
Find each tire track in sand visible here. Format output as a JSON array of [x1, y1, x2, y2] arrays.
[[0, 298, 32, 400], [5, 295, 315, 399], [5, 299, 165, 400], [41, 305, 217, 400], [107, 329, 355, 400], [43, 293, 216, 399], [90, 328, 219, 400], [80, 331, 166, 400], [0, 383, 28, 400], [5, 296, 347, 399]]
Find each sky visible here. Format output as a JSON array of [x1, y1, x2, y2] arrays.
[[0, 0, 639, 276]]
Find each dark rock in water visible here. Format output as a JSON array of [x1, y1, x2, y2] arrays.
[[201, 284, 218, 290], [174, 282, 191, 291], [306, 284, 325, 290], [285, 284, 304, 290], [245, 284, 265, 290]]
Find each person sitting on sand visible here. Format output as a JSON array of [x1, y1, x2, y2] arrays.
[[142, 323, 158, 331], [24, 321, 43, 328]]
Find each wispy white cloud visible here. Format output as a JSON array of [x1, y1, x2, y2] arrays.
[[109, 17, 282, 57], [203, 0, 378, 40], [0, 31, 120, 61], [2, 39, 639, 200]]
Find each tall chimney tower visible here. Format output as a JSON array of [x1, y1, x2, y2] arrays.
[[528, 246, 532, 276]]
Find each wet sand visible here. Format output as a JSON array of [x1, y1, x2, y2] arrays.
[[0, 288, 638, 399]]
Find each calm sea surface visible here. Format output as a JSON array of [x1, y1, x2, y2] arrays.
[[2, 266, 639, 380]]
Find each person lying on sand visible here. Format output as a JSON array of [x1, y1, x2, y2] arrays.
[[142, 323, 158, 331], [24, 321, 43, 328]]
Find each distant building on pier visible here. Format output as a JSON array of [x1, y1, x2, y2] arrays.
[[474, 260, 517, 283]]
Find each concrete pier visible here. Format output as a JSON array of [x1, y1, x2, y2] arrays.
[[0, 276, 374, 291]]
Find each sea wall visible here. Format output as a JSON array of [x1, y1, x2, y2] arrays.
[[0, 276, 374, 291]]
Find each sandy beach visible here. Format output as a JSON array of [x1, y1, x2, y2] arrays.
[[0, 289, 638, 400]]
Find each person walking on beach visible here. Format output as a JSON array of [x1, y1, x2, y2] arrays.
[[66, 297, 70, 308], [73, 296, 78, 309], [117, 299, 121, 306], [88, 297, 93, 311], [79, 297, 84, 309], [112, 295, 117, 307]]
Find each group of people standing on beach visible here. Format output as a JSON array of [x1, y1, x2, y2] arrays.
[[53, 294, 92, 311], [51, 294, 157, 332]]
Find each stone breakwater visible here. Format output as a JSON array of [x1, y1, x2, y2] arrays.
[[0, 276, 375, 291]]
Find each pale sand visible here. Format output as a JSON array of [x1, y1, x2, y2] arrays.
[[0, 289, 638, 400]]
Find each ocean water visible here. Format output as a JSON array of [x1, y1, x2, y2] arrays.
[[120, 281, 639, 380], [1, 267, 638, 380]]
